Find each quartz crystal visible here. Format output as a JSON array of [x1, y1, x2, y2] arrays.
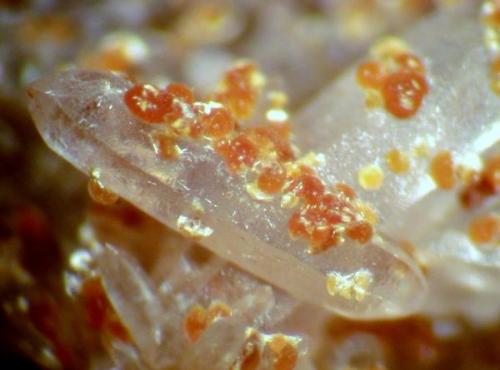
[[26, 3, 500, 323], [295, 3, 500, 323], [80, 206, 314, 370], [27, 68, 426, 319], [10, 1, 499, 369]]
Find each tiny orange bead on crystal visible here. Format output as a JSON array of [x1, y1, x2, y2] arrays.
[[394, 53, 426, 74], [430, 150, 455, 190], [201, 107, 235, 138], [382, 71, 428, 119], [257, 163, 287, 194], [345, 221, 374, 244], [184, 305, 208, 342], [468, 214, 500, 245], [124, 84, 173, 123], [356, 61, 386, 89], [166, 82, 195, 104], [215, 135, 258, 171]]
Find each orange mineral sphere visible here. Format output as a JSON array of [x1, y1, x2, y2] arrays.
[[382, 71, 428, 119]]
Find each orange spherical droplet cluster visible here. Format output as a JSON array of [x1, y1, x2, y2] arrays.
[[184, 301, 232, 342], [356, 41, 429, 119], [164, 82, 195, 123], [460, 155, 500, 209], [382, 70, 428, 119], [285, 170, 326, 204], [198, 106, 235, 138], [167, 82, 195, 104], [80, 277, 131, 343], [123, 62, 376, 255], [215, 134, 258, 172], [257, 163, 287, 194], [468, 214, 500, 245], [245, 123, 295, 162], [230, 330, 299, 370], [356, 61, 386, 89], [334, 183, 357, 199], [124, 82, 195, 124], [345, 220, 374, 244], [215, 62, 264, 120], [429, 150, 456, 190], [394, 52, 426, 74], [124, 84, 173, 123], [287, 168, 373, 253]]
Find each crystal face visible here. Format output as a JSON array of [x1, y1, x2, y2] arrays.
[[27, 68, 427, 319], [3, 1, 498, 369]]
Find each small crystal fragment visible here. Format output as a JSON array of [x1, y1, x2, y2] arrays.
[[177, 215, 214, 240], [326, 270, 373, 302]]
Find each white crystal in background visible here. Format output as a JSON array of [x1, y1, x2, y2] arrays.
[[239, 0, 432, 104], [26, 67, 425, 319], [95, 244, 183, 369], [295, 4, 500, 321]]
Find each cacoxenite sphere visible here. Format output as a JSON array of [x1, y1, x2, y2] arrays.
[[1, 1, 499, 369]]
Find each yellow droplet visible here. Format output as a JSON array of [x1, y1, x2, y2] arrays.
[[370, 36, 410, 62], [364, 88, 384, 109], [386, 149, 410, 174], [267, 90, 288, 108], [413, 142, 430, 158], [358, 165, 384, 190]]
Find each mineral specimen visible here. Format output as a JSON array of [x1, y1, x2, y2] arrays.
[[3, 1, 497, 369]]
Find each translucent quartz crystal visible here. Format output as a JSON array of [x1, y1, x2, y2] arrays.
[[85, 163, 317, 370], [294, 5, 500, 320], [95, 244, 183, 369], [27, 68, 425, 319], [295, 5, 498, 231], [422, 153, 500, 323], [86, 229, 312, 369]]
